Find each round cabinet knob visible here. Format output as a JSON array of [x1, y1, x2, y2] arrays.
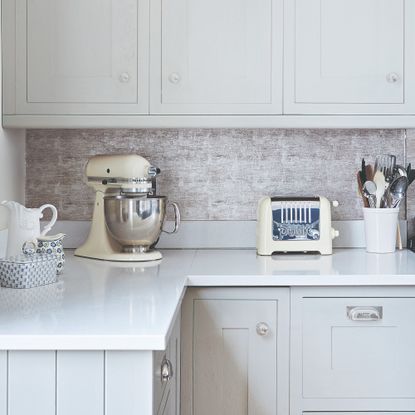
[[256, 322, 270, 336], [161, 358, 173, 383], [386, 72, 400, 84], [119, 72, 130, 83], [169, 72, 181, 84], [332, 200, 339, 208]]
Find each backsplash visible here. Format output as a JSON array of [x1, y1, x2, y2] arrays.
[[26, 128, 410, 223]]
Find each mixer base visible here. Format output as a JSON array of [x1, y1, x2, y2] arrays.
[[75, 250, 163, 262]]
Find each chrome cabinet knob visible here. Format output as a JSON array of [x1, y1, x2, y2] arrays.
[[169, 72, 181, 84], [161, 358, 173, 383], [386, 72, 400, 83], [119, 72, 130, 83], [256, 322, 270, 336]]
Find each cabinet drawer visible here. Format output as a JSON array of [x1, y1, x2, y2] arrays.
[[302, 297, 415, 399]]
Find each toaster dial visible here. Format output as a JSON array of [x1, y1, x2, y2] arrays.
[[271, 200, 320, 241]]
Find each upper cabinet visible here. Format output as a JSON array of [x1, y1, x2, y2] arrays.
[[3, 0, 149, 115], [284, 0, 415, 114], [149, 0, 283, 115], [3, 0, 415, 127]]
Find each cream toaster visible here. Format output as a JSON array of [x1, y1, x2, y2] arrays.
[[256, 196, 339, 255]]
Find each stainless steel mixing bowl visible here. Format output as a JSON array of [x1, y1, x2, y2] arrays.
[[103, 195, 180, 253]]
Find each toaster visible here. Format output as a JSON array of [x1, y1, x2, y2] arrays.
[[256, 196, 339, 255]]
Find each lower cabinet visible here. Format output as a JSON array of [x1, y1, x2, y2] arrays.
[[0, 314, 180, 415], [291, 287, 415, 415], [181, 287, 290, 415], [4, 286, 415, 415]]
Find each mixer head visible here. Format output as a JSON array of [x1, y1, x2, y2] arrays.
[[85, 154, 160, 195]]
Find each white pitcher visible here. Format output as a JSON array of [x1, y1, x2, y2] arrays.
[[1, 201, 58, 257]]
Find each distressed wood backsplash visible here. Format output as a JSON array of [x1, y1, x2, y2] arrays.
[[26, 128, 407, 222]]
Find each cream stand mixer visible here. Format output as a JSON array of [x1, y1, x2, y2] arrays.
[[75, 154, 180, 262]]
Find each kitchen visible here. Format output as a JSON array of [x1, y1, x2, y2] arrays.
[[1, 1, 415, 415]]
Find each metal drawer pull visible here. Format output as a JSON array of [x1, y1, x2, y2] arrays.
[[161, 358, 173, 383], [347, 306, 383, 321]]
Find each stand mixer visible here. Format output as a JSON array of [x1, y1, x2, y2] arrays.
[[74, 154, 180, 262]]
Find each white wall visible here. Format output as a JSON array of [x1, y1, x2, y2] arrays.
[[0, 4, 26, 231], [0, 129, 25, 229]]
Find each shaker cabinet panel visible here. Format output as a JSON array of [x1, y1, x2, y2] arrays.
[[284, 0, 415, 114], [181, 288, 289, 415], [194, 300, 277, 415], [4, 0, 149, 115], [150, 0, 283, 114]]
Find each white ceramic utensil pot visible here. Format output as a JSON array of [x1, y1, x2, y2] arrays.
[[363, 207, 399, 253]]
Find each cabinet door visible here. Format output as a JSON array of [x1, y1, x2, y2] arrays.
[[284, 0, 415, 114], [181, 288, 290, 415], [150, 0, 283, 114], [4, 0, 149, 115]]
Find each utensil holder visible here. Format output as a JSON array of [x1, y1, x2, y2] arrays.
[[363, 207, 399, 253]]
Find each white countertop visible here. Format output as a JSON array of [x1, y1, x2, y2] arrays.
[[1, 248, 415, 351]]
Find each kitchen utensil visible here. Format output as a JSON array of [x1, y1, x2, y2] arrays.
[[394, 164, 407, 179], [365, 163, 374, 182], [74, 154, 179, 262], [257, 196, 339, 255], [362, 181, 377, 208], [360, 158, 367, 184], [408, 169, 415, 186], [357, 172, 369, 208], [386, 175, 408, 208], [397, 223, 403, 250], [104, 196, 180, 254], [0, 241, 58, 289], [0, 201, 58, 257], [36, 233, 66, 274], [375, 154, 396, 182], [385, 175, 407, 250], [373, 171, 387, 208], [375, 154, 395, 181], [363, 207, 399, 253]]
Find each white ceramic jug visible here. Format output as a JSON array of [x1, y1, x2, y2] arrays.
[[1, 201, 58, 257]]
